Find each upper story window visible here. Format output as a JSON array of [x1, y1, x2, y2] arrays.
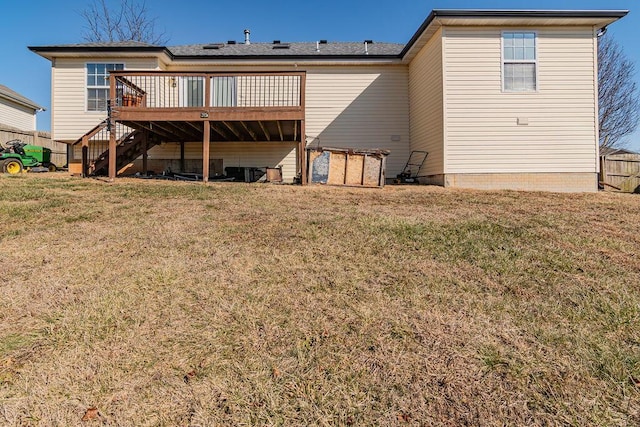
[[502, 32, 537, 92], [87, 63, 124, 111]]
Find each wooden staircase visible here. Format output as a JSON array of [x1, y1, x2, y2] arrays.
[[90, 129, 159, 176], [72, 121, 159, 177]]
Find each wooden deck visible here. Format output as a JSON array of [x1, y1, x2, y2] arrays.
[[98, 71, 307, 182]]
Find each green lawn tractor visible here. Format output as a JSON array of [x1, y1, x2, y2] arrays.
[[1, 139, 57, 174]]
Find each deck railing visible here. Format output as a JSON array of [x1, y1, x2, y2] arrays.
[[110, 71, 304, 110], [71, 121, 137, 176]]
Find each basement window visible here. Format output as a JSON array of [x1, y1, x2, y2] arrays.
[[502, 32, 537, 92], [87, 63, 124, 111]]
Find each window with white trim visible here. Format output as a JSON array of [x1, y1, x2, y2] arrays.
[[502, 32, 536, 92], [87, 63, 124, 111]]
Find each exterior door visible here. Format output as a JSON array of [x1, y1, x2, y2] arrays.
[[179, 76, 204, 107], [211, 76, 237, 107]]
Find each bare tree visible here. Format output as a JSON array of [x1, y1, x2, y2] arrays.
[[81, 0, 168, 45], [598, 34, 640, 149]]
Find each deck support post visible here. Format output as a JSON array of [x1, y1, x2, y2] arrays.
[[108, 74, 117, 180], [142, 129, 148, 175], [300, 72, 307, 185], [202, 74, 211, 183], [108, 124, 116, 180], [300, 120, 307, 185], [180, 142, 185, 172], [81, 136, 89, 177], [203, 121, 210, 183]]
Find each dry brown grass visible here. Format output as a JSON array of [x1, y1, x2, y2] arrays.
[[0, 174, 639, 426]]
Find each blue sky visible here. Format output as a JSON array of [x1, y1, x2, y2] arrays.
[[2, 0, 639, 149]]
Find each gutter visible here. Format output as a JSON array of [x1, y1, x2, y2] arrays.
[[28, 46, 170, 55], [171, 54, 400, 61]]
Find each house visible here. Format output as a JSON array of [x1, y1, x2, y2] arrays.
[[29, 9, 627, 192], [0, 84, 45, 131], [0, 85, 67, 167]]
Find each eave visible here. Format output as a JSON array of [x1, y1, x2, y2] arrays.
[[28, 45, 172, 63], [400, 9, 629, 63], [0, 91, 45, 111]]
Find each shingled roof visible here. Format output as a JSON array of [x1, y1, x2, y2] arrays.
[[0, 84, 44, 111], [29, 40, 402, 60], [168, 41, 403, 58]]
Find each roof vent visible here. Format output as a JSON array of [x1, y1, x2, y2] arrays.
[[227, 40, 237, 45], [203, 43, 225, 50], [364, 39, 373, 55], [244, 29, 251, 45], [273, 40, 281, 44], [319, 40, 328, 44]]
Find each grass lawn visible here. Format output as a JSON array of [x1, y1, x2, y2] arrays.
[[0, 174, 639, 426]]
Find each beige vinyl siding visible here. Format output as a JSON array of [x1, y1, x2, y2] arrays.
[[52, 57, 159, 141], [73, 140, 297, 181], [147, 141, 297, 180], [0, 98, 35, 131], [408, 28, 444, 175], [305, 65, 410, 176], [443, 26, 598, 174]]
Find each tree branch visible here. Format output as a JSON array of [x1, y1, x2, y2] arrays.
[[81, 0, 168, 45], [598, 35, 640, 149]]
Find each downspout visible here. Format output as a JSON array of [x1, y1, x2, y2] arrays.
[[594, 25, 604, 182]]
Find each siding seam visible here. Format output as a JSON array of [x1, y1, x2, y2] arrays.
[[593, 26, 600, 173], [442, 26, 448, 174]]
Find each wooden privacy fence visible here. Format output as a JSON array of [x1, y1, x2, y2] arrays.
[[600, 153, 640, 193], [0, 124, 67, 167]]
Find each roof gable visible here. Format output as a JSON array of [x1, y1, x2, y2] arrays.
[[400, 9, 628, 62]]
